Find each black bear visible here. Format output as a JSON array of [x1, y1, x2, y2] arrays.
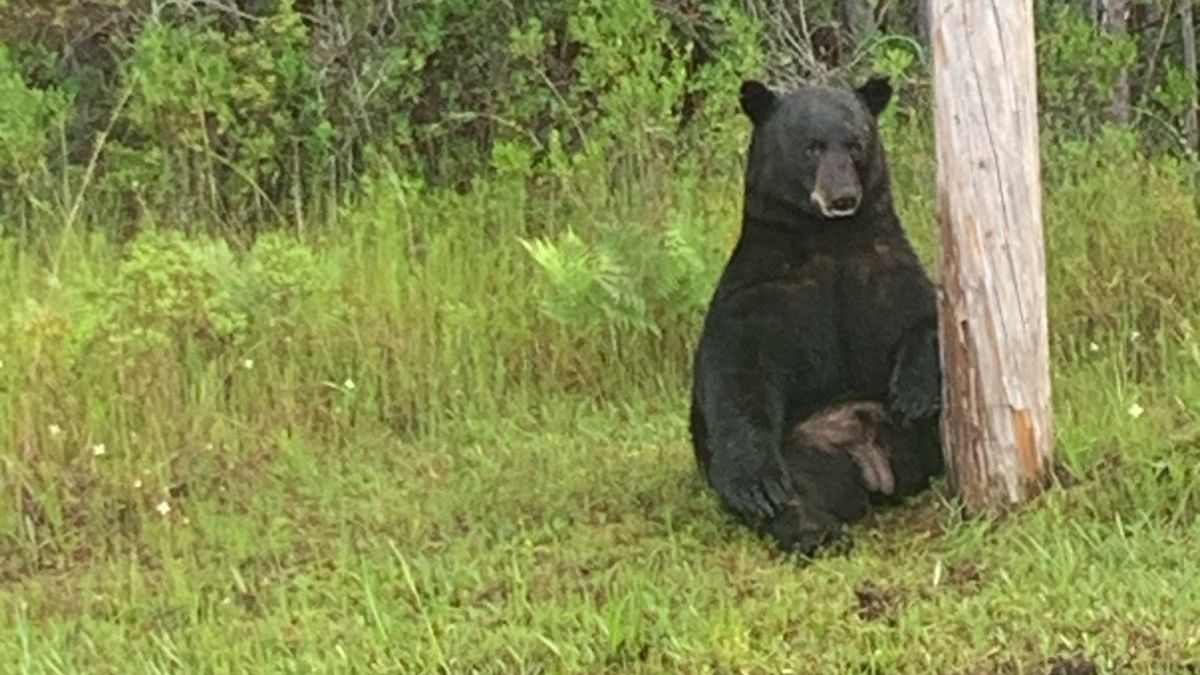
[[689, 76, 944, 555]]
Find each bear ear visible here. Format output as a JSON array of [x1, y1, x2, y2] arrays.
[[739, 80, 778, 125], [856, 76, 892, 117]]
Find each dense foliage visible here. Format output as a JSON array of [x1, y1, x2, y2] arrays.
[[3, 1, 1200, 671]]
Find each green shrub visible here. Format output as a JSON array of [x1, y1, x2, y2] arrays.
[[0, 43, 69, 205]]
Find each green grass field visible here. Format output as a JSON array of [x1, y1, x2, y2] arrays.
[[4, 119, 1200, 672]]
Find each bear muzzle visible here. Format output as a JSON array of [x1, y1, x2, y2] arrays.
[[811, 153, 862, 218]]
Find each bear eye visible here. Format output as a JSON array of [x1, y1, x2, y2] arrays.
[[846, 141, 864, 155], [804, 141, 824, 157]]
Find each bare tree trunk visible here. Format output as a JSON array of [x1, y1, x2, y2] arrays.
[[1182, 0, 1199, 151], [1105, 0, 1132, 123], [931, 0, 1055, 512], [1139, 2, 1170, 107], [841, 0, 874, 48]]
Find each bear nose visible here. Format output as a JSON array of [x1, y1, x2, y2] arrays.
[[830, 195, 859, 213]]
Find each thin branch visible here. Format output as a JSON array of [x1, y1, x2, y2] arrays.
[[61, 81, 135, 232]]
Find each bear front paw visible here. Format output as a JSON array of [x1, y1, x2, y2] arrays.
[[888, 355, 941, 424], [888, 381, 940, 425], [711, 461, 795, 521], [888, 328, 942, 424]]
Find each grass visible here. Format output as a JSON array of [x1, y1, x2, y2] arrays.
[[4, 117, 1200, 673], [5, 363, 1200, 673]]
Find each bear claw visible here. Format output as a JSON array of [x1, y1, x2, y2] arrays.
[[712, 459, 795, 521]]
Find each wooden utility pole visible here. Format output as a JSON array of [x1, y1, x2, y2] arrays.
[[931, 0, 1055, 512]]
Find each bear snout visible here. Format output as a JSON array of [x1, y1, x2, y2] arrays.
[[830, 194, 860, 214], [812, 153, 863, 218], [810, 188, 862, 218]]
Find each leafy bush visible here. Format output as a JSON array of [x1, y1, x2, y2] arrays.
[[82, 231, 245, 360], [120, 5, 325, 222], [521, 189, 728, 336], [0, 44, 68, 199]]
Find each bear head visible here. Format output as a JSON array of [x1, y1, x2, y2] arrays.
[[739, 77, 893, 225]]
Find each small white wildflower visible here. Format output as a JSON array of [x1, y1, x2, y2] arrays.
[[92, 443, 106, 457], [343, 378, 356, 391], [182, 517, 190, 525], [243, 358, 255, 370], [155, 501, 171, 516], [1130, 330, 1141, 341], [48, 424, 63, 437], [133, 479, 143, 489], [205, 442, 215, 451], [1088, 342, 1100, 353], [1128, 402, 1144, 419]]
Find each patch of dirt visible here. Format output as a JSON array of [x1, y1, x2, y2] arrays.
[[1081, 448, 1125, 483], [1047, 654, 1098, 675], [865, 493, 949, 554], [1125, 627, 1164, 658], [853, 581, 900, 624], [1052, 460, 1080, 488], [948, 561, 983, 587]]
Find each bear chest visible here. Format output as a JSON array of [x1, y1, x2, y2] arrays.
[[831, 247, 929, 385]]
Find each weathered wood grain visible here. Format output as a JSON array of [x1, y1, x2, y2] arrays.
[[931, 0, 1055, 512]]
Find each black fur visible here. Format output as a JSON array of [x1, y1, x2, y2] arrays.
[[689, 77, 944, 555]]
